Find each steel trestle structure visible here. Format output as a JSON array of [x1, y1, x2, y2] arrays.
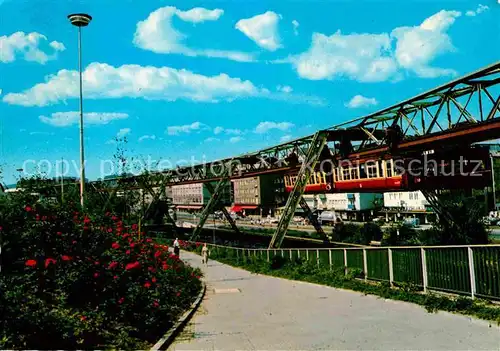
[[95, 62, 500, 248]]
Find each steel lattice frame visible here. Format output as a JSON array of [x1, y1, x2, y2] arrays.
[[95, 61, 500, 247]]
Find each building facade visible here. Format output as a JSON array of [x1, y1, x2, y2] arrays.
[[232, 174, 285, 216], [382, 191, 434, 223]]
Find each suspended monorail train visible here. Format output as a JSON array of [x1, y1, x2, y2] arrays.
[[283, 146, 493, 193]]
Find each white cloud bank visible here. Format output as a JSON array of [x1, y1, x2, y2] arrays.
[[285, 9, 484, 81], [235, 11, 283, 51], [345, 95, 378, 108], [117, 128, 131, 138], [39, 112, 129, 127], [255, 121, 294, 134], [2, 62, 263, 106], [133, 6, 254, 62], [139, 135, 156, 142], [167, 122, 208, 135], [466, 4, 489, 16], [0, 31, 65, 64]]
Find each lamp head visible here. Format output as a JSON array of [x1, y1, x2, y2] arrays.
[[68, 13, 92, 27]]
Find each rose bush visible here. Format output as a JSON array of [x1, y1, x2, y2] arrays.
[[0, 193, 202, 349]]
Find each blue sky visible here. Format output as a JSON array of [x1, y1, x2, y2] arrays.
[[0, 0, 498, 185]]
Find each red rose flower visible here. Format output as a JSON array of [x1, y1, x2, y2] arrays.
[[25, 206, 32, 212], [152, 277, 157, 283], [81, 316, 87, 321], [144, 281, 151, 288], [146, 238, 152, 243], [112, 216, 118, 221], [108, 261, 118, 269], [72, 240, 77, 244], [94, 273, 99, 278], [84, 216, 91, 224], [45, 258, 56, 268], [153, 300, 159, 308], [62, 255, 72, 261], [130, 243, 135, 248], [118, 297, 125, 304], [25, 259, 37, 267], [107, 228, 113, 233], [112, 242, 120, 249], [176, 292, 181, 297], [125, 261, 140, 270], [131, 224, 138, 230], [56, 231, 62, 236], [126, 250, 131, 255], [113, 275, 118, 280]]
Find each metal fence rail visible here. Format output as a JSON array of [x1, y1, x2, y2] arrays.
[[179, 241, 500, 300]]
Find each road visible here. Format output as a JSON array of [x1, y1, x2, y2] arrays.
[[168, 250, 500, 350]]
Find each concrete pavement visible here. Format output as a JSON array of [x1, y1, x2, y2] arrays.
[[169, 251, 500, 351]]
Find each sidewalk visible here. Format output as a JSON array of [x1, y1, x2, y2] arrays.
[[169, 251, 500, 350]]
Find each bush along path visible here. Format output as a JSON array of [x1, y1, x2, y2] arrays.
[[175, 241, 500, 326], [0, 195, 203, 350]]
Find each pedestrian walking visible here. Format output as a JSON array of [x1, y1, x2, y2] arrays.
[[173, 238, 180, 257], [201, 243, 209, 266]]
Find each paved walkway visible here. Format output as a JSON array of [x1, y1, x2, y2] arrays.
[[169, 251, 500, 351]]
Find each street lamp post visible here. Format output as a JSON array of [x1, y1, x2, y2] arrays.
[[68, 13, 92, 208]]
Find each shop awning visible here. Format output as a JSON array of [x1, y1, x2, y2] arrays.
[[176, 205, 203, 209], [231, 205, 259, 212]]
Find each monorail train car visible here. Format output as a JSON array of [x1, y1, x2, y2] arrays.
[[284, 171, 330, 193], [283, 145, 492, 193], [332, 158, 405, 192]]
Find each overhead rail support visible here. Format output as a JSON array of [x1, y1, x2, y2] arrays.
[[269, 131, 329, 249], [298, 196, 329, 243], [204, 182, 241, 235], [190, 159, 238, 241]]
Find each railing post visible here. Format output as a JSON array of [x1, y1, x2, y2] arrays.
[[236, 248, 239, 263], [363, 248, 368, 281], [306, 249, 309, 261], [421, 248, 428, 293], [297, 250, 300, 259], [281, 249, 284, 258], [329, 249, 332, 270], [267, 249, 270, 262], [290, 249, 292, 261], [467, 247, 476, 299], [343, 248, 348, 275], [316, 249, 320, 268], [388, 248, 394, 287]]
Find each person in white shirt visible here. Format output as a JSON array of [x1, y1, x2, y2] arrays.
[[173, 238, 180, 256], [201, 243, 209, 266]]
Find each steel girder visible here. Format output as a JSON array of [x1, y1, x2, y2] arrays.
[[269, 131, 329, 249], [204, 181, 241, 235], [190, 160, 238, 241], [96, 62, 500, 189]]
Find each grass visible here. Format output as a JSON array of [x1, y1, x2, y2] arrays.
[[184, 244, 500, 326]]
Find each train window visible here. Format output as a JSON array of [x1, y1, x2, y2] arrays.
[[342, 168, 350, 180], [334, 168, 340, 182], [350, 167, 359, 180], [366, 162, 378, 178], [359, 164, 367, 179], [316, 172, 324, 184], [385, 160, 393, 178]]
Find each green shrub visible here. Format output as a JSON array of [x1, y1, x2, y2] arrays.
[[0, 192, 202, 349]]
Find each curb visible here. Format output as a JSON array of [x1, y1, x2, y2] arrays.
[[150, 282, 206, 351]]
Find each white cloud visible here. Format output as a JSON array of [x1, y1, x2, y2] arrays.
[[167, 121, 208, 135], [235, 11, 283, 51], [229, 136, 243, 143], [139, 135, 156, 142], [39, 112, 129, 127], [175, 7, 223, 22], [277, 85, 292, 93], [0, 31, 65, 64], [2, 62, 263, 107], [213, 126, 242, 135], [29, 131, 54, 136], [255, 121, 294, 134], [133, 6, 253, 62], [287, 9, 465, 82], [280, 135, 292, 142], [117, 128, 131, 138], [204, 137, 220, 142], [292, 20, 299, 35], [345, 95, 378, 108], [466, 4, 489, 16]]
